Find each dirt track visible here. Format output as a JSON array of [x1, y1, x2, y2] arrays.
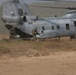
[[0, 51, 76, 75]]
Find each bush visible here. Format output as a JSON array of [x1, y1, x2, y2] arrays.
[[1, 38, 9, 42], [0, 46, 11, 56]]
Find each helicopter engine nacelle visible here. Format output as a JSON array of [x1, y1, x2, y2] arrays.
[[26, 15, 38, 23]]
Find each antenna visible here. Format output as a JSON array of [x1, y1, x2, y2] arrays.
[[7, 0, 20, 2], [31, 0, 76, 10], [31, 5, 76, 10]]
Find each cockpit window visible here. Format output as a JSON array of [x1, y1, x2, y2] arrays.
[[18, 9, 23, 16]]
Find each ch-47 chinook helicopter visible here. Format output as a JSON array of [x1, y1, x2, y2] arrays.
[[1, 0, 76, 40]]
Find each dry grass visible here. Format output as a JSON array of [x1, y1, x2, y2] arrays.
[[0, 46, 11, 56], [0, 35, 76, 57]]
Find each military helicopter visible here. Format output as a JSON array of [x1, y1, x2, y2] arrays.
[[2, 0, 76, 40]]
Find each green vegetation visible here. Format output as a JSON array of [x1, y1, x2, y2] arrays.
[[0, 46, 11, 56]]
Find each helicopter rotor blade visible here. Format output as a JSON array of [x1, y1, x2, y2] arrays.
[[32, 0, 76, 10], [31, 5, 76, 10], [38, 0, 76, 2]]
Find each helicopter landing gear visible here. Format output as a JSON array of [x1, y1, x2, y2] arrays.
[[32, 28, 40, 41], [32, 28, 37, 41], [70, 35, 75, 39], [9, 27, 16, 40]]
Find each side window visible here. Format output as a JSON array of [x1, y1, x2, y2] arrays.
[[42, 26, 45, 30], [74, 21, 76, 27], [18, 9, 23, 16], [57, 25, 60, 29], [66, 24, 70, 30], [52, 26, 54, 30]]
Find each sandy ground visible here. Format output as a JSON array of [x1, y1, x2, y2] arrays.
[[0, 51, 76, 75]]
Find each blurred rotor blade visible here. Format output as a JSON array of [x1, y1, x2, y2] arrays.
[[38, 0, 76, 2], [31, 5, 76, 10]]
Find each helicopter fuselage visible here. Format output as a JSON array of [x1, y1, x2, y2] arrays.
[[2, 0, 76, 39], [14, 17, 76, 39]]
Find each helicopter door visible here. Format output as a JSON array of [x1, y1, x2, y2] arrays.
[[74, 21, 76, 27], [74, 21, 76, 35], [67, 23, 75, 36], [65, 23, 73, 36], [66, 24, 70, 30]]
